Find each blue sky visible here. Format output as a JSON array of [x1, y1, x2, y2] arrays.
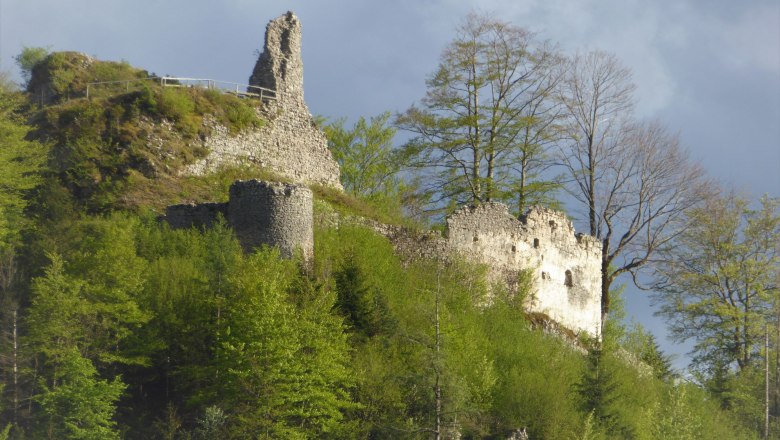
[[2, 0, 779, 370]]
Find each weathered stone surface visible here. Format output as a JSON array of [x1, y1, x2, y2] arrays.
[[228, 180, 313, 259], [184, 12, 342, 189], [445, 203, 602, 337], [249, 11, 304, 105]]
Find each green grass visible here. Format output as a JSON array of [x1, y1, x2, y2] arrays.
[[310, 184, 418, 228], [30, 55, 266, 212]]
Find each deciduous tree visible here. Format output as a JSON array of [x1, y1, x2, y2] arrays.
[[558, 51, 707, 326], [324, 112, 400, 199], [653, 194, 779, 372], [397, 13, 563, 211]]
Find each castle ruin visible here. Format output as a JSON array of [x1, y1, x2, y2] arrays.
[[445, 204, 602, 337], [185, 12, 342, 189], [164, 12, 603, 338]]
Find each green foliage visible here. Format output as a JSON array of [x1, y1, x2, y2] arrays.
[[311, 183, 412, 227], [622, 323, 675, 382], [35, 348, 125, 440], [654, 193, 779, 372], [192, 405, 227, 440], [14, 46, 50, 86], [32, 80, 263, 211], [215, 249, 356, 438], [0, 87, 46, 249], [396, 13, 563, 212], [481, 293, 586, 439], [157, 88, 196, 125], [26, 51, 147, 102], [324, 112, 400, 197], [649, 386, 701, 440]]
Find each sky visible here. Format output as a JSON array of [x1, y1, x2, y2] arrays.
[[1, 0, 779, 371]]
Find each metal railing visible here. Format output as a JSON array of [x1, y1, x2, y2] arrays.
[[84, 76, 276, 101], [158, 76, 276, 101]]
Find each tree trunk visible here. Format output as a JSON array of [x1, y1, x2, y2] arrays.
[[765, 325, 770, 440], [434, 273, 442, 440], [600, 245, 610, 334], [12, 309, 18, 425], [587, 133, 596, 237]]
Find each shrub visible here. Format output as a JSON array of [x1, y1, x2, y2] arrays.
[[157, 88, 195, 123]]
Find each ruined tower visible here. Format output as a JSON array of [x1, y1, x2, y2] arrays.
[[186, 11, 342, 189], [228, 180, 313, 259], [163, 179, 313, 259], [249, 11, 305, 105]]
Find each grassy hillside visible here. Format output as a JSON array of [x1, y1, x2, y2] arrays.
[[26, 52, 265, 212]]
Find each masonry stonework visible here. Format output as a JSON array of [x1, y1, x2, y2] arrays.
[[446, 203, 602, 337], [163, 180, 313, 259], [185, 12, 342, 189], [228, 180, 313, 259]]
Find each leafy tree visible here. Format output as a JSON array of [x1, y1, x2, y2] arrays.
[[217, 249, 356, 438], [192, 405, 227, 440], [650, 386, 702, 440], [35, 348, 125, 440], [576, 347, 628, 437], [622, 323, 674, 382], [0, 76, 46, 427], [0, 82, 46, 271], [653, 193, 779, 372], [13, 46, 50, 87], [334, 254, 393, 338], [396, 12, 562, 211], [324, 113, 400, 198]]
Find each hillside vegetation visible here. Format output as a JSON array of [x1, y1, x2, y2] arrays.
[[0, 48, 773, 440]]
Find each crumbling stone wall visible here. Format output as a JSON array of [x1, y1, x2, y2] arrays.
[[162, 179, 313, 259], [185, 12, 342, 189], [445, 203, 602, 337]]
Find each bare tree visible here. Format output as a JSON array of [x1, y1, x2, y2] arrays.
[[558, 51, 636, 237], [397, 12, 563, 212], [559, 51, 708, 327]]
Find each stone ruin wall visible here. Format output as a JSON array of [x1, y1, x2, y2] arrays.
[[184, 12, 342, 189], [163, 180, 313, 259], [382, 203, 602, 338], [446, 203, 602, 337]]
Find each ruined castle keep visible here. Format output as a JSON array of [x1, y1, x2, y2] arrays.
[[185, 12, 342, 189], [165, 11, 603, 338]]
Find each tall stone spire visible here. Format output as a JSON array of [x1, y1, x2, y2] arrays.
[[249, 11, 304, 104]]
